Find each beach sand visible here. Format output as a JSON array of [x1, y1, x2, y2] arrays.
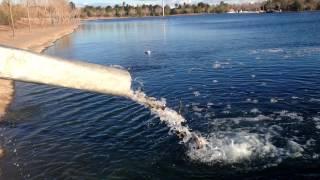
[[0, 24, 79, 119]]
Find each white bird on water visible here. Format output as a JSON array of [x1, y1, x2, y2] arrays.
[[145, 50, 151, 55]]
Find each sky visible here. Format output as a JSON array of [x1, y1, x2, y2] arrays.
[[73, 0, 262, 6]]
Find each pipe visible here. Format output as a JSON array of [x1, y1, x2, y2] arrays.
[[0, 46, 132, 97]]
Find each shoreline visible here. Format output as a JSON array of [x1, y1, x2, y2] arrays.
[[0, 23, 80, 119], [82, 13, 213, 21], [82, 10, 320, 21]]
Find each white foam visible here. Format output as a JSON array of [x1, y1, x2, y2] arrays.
[[266, 48, 284, 53], [192, 106, 204, 112], [207, 102, 214, 106], [213, 63, 222, 69], [313, 117, 320, 129], [246, 98, 259, 104], [287, 140, 304, 158], [186, 132, 277, 164], [213, 61, 230, 69], [270, 98, 278, 103], [276, 110, 304, 121], [250, 108, 260, 114], [212, 115, 272, 124], [222, 110, 231, 114], [193, 91, 201, 97]]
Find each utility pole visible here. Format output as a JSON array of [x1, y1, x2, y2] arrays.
[[162, 0, 165, 16]]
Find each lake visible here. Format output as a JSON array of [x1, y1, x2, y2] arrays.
[[1, 12, 320, 179]]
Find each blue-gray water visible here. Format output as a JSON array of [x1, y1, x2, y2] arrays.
[[1, 12, 320, 179]]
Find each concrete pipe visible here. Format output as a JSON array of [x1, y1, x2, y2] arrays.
[[0, 45, 132, 97]]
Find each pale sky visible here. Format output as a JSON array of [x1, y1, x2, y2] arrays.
[[73, 0, 262, 6]]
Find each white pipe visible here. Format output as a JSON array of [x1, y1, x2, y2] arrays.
[[0, 46, 132, 97]]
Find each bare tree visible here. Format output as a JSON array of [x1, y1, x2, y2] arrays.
[[5, 0, 15, 38], [26, 0, 31, 31]]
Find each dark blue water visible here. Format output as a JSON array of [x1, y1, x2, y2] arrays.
[[1, 12, 320, 179]]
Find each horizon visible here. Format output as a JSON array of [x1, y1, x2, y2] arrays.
[[73, 0, 263, 7]]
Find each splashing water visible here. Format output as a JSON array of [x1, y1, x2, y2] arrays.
[[127, 90, 308, 166], [127, 90, 291, 165], [186, 132, 279, 165], [129, 90, 207, 146]]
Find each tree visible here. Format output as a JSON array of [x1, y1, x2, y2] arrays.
[[264, 0, 276, 10], [164, 5, 170, 15], [291, 0, 304, 11], [127, 6, 137, 16], [105, 6, 115, 17], [215, 1, 229, 13], [304, 0, 318, 10], [154, 5, 163, 16], [69, 1, 76, 10], [116, 6, 126, 17], [73, 0, 320, 19], [26, 0, 31, 32], [141, 5, 150, 16], [3, 0, 15, 38]]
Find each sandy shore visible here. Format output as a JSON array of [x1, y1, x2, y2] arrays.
[[0, 23, 79, 119]]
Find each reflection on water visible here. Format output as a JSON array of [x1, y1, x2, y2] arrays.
[[1, 12, 320, 179], [53, 34, 73, 51]]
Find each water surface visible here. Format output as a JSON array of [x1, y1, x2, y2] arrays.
[[1, 12, 320, 179]]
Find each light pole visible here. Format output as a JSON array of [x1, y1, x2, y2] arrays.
[[162, 0, 165, 16]]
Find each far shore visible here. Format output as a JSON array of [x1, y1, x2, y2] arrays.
[[82, 13, 218, 21], [0, 23, 80, 120], [82, 10, 320, 21]]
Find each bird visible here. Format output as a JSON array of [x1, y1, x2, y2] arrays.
[[144, 50, 151, 55]]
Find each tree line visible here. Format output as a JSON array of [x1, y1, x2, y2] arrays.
[[263, 0, 320, 11], [0, 0, 79, 37], [80, 0, 320, 18], [1, 0, 320, 37]]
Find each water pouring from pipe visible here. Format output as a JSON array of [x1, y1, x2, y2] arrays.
[[1, 46, 286, 165], [0, 46, 208, 156]]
